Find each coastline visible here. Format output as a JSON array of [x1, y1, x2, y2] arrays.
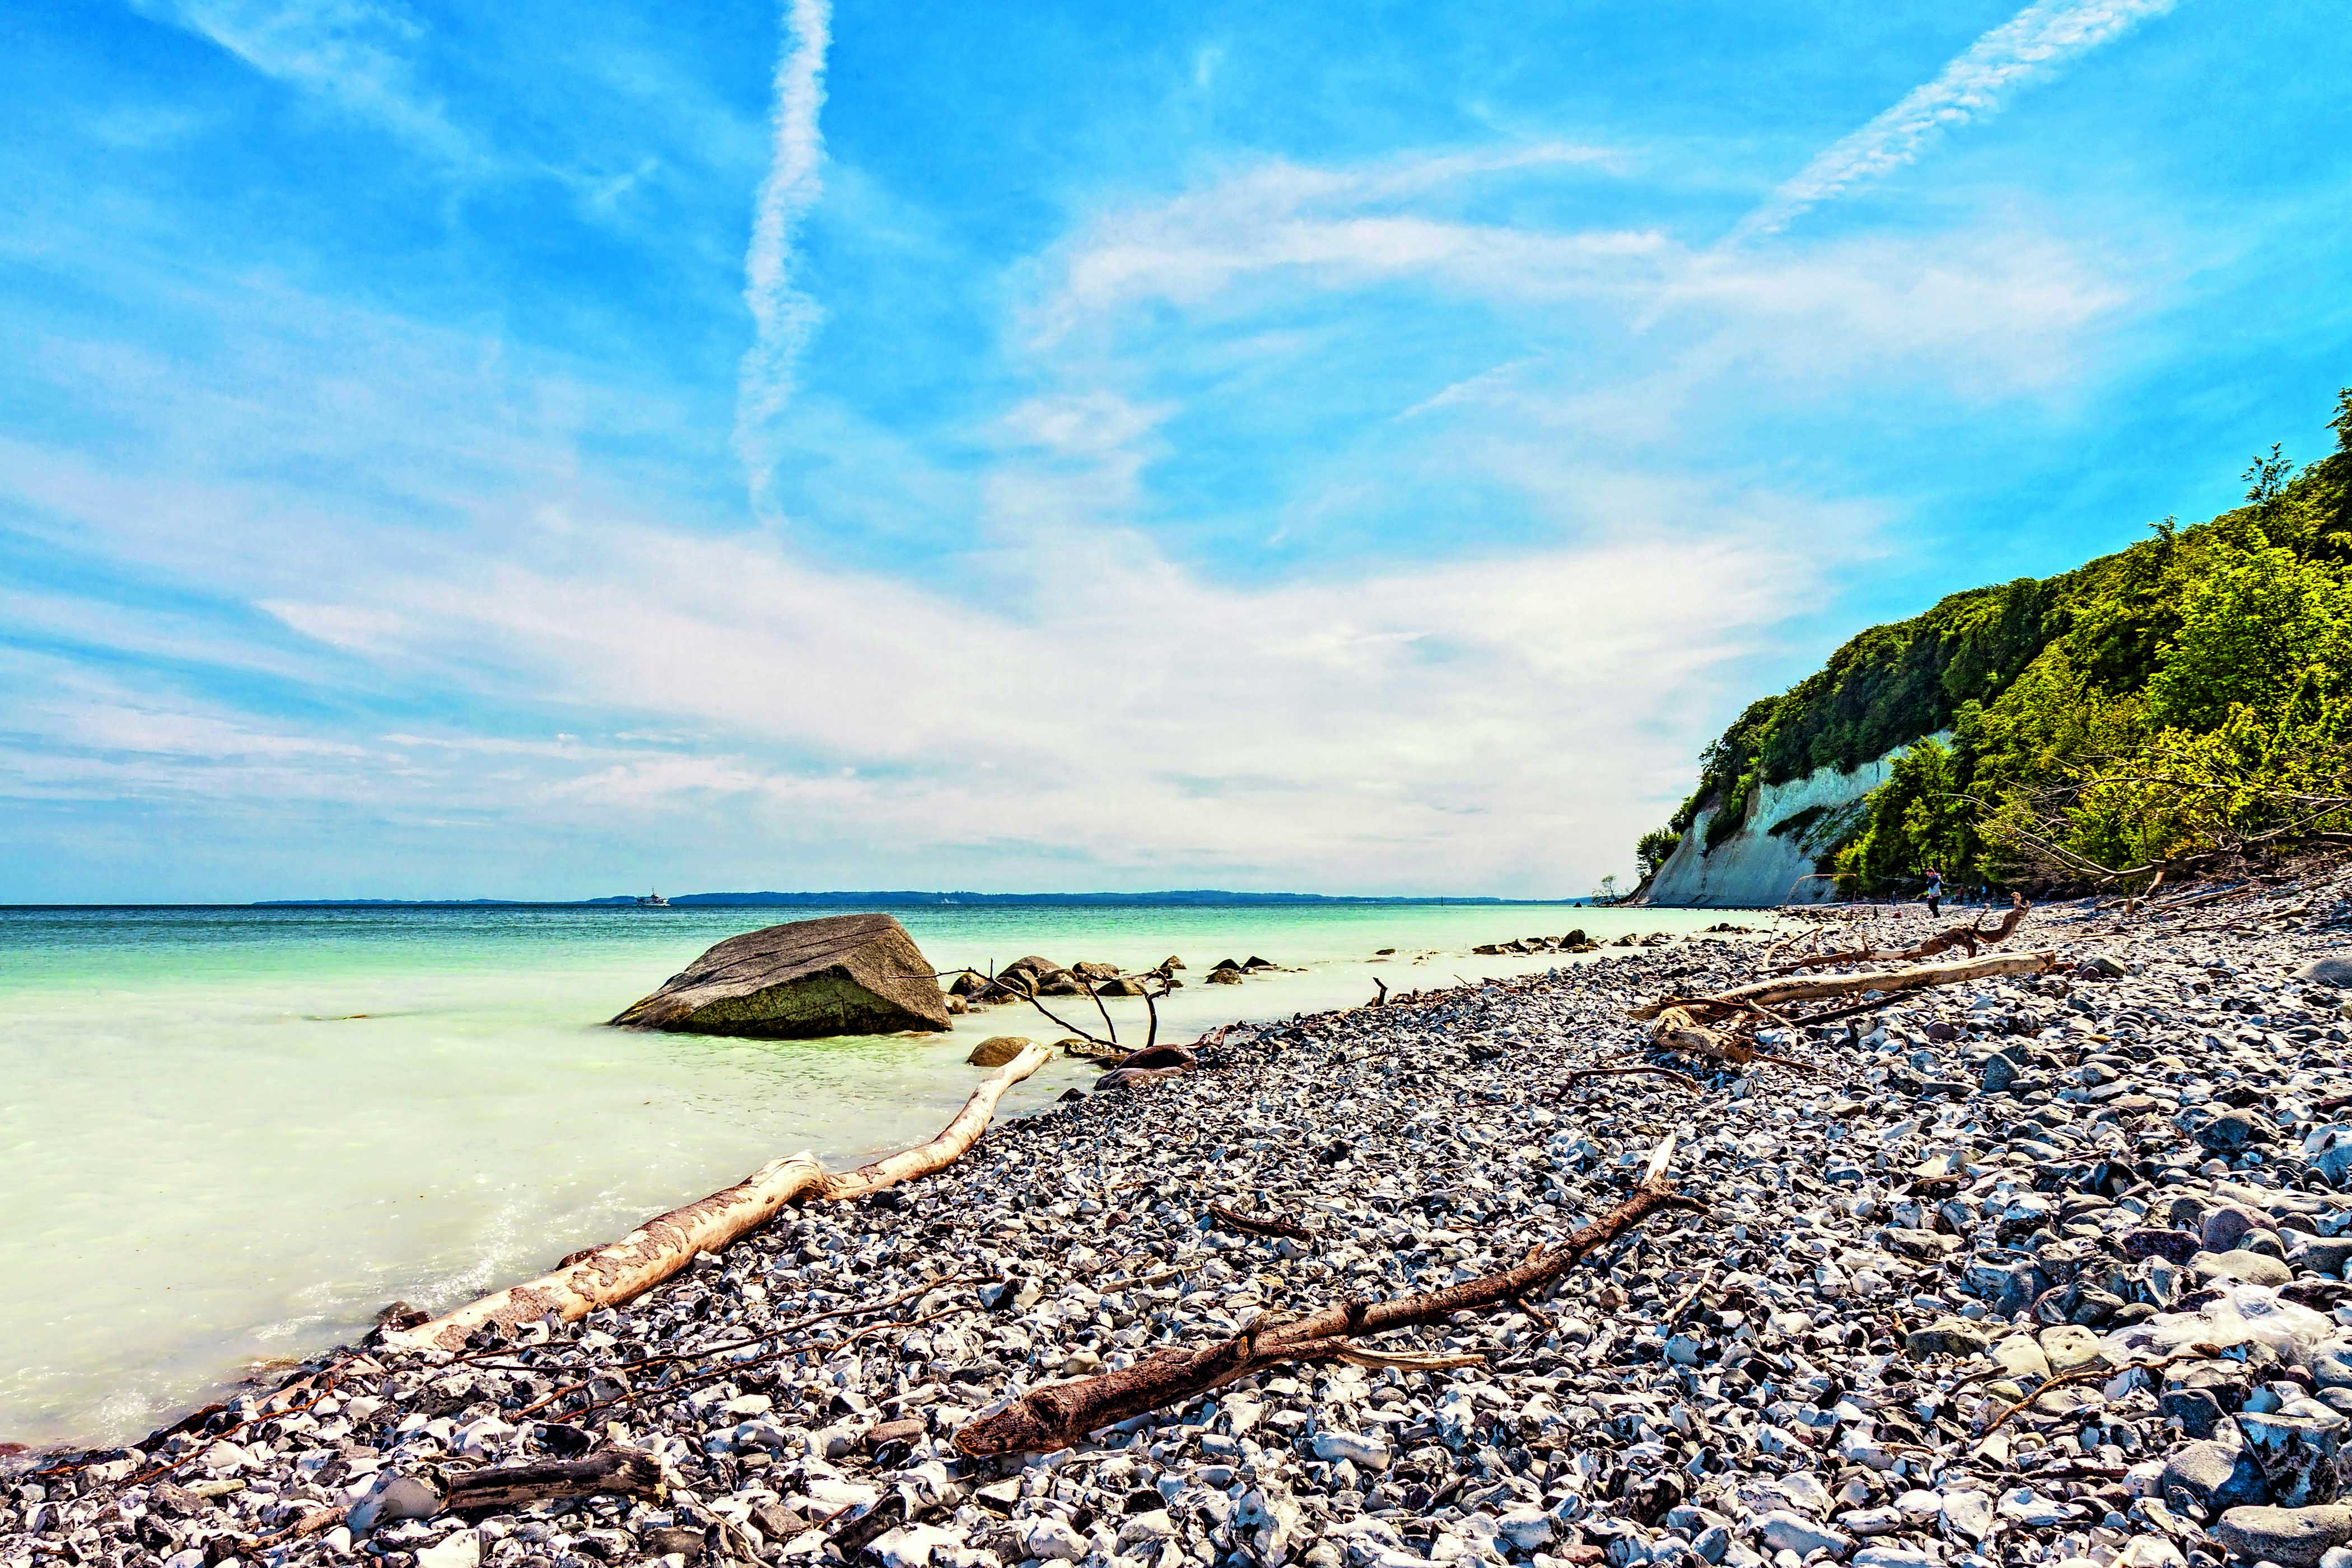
[[14, 872, 2352, 1568], [0, 904, 1736, 1450]]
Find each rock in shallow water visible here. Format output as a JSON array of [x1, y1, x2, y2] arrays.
[[608, 912, 951, 1038], [965, 1035, 1035, 1067]]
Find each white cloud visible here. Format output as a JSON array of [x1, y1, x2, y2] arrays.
[[1032, 144, 1648, 340], [244, 497, 1839, 888], [733, 0, 834, 513], [1034, 152, 2132, 406], [147, 0, 473, 164], [1735, 0, 2182, 239]]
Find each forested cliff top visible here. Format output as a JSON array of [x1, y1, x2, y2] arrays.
[[1639, 385, 2352, 893]]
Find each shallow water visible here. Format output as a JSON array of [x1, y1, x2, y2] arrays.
[[0, 900, 1758, 1446]]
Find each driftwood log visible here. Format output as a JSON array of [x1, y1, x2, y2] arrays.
[[1634, 949, 2059, 1069], [1774, 897, 2029, 972], [954, 1179, 1702, 1456], [444, 1447, 665, 1513], [1634, 949, 2060, 1023], [382, 1043, 1053, 1354], [1640, 1009, 1818, 1071]]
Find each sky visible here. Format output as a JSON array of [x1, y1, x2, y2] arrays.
[[1, 0, 2348, 903]]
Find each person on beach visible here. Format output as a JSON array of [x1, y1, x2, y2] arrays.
[[1923, 866, 1944, 917]]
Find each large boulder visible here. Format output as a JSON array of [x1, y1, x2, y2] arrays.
[[610, 914, 951, 1038]]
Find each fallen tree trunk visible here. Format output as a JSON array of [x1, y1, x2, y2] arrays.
[[822, 1040, 1051, 1200], [382, 1042, 1053, 1354], [346, 1448, 665, 1537], [954, 1179, 1702, 1456], [444, 1447, 666, 1513], [1630, 950, 2059, 1022], [1774, 898, 2029, 972]]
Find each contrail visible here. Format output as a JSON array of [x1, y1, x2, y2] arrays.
[[1734, 0, 2179, 242], [734, 0, 833, 515]]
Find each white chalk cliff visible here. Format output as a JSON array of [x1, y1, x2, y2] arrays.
[[1639, 734, 1950, 907]]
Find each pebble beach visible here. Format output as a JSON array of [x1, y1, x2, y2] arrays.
[[13, 875, 2352, 1568]]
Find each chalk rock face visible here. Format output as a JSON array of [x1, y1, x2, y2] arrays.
[[1639, 731, 1951, 907], [610, 913, 951, 1038]]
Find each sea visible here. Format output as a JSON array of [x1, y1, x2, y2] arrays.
[[0, 899, 1755, 1448]]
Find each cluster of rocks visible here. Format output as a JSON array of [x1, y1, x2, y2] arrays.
[[1472, 934, 1598, 958], [949, 957, 1289, 1014], [1469, 933, 1678, 959], [15, 877, 2352, 1568]]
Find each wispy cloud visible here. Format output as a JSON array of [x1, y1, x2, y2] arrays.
[[146, 0, 473, 164], [732, 0, 834, 516], [1735, 0, 2181, 240], [1032, 144, 1637, 340], [1034, 150, 2129, 395]]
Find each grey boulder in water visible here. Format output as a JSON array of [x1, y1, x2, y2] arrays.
[[609, 912, 951, 1038]]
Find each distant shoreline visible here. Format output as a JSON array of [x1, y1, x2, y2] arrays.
[[226, 890, 1595, 909]]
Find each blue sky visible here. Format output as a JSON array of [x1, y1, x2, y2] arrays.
[[2, 0, 2348, 902]]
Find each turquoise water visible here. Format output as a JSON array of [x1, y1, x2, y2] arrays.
[[0, 901, 1749, 1447]]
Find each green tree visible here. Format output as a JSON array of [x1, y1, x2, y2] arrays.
[[1834, 737, 1975, 888], [2143, 540, 2352, 732], [1635, 828, 1681, 878], [2245, 444, 2299, 508]]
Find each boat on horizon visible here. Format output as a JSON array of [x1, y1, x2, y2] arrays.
[[636, 890, 669, 907]]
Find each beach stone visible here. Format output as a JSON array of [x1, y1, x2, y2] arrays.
[[1991, 1334, 2050, 1382], [1311, 1430, 1392, 1469], [2240, 1409, 2351, 1506], [1497, 1508, 1555, 1551], [2040, 1323, 2109, 1373], [1906, 1319, 1989, 1359], [1996, 1487, 2073, 1526], [609, 913, 952, 1038], [965, 1036, 1034, 1067], [1939, 1490, 1994, 1541], [2293, 1239, 2352, 1279], [1016, 1516, 1089, 1562], [2196, 1249, 2296, 1289], [2205, 1204, 2272, 1254], [416, 1531, 482, 1568], [2165, 1387, 2230, 1439], [2212, 1504, 2352, 1566], [347, 1474, 442, 1536], [2307, 1131, 2352, 1188], [996, 955, 1058, 986], [2298, 958, 2352, 988], [863, 1416, 925, 1463], [1207, 968, 1243, 984], [2164, 1441, 2274, 1514], [2311, 1345, 2352, 1391], [642, 1525, 708, 1557], [2126, 1229, 2207, 1264], [1753, 1512, 1850, 1558], [1851, 1551, 1936, 1568], [2199, 1112, 2278, 1154], [1116, 1511, 1176, 1551]]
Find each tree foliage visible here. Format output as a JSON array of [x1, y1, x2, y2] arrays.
[[1650, 382, 2352, 889]]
